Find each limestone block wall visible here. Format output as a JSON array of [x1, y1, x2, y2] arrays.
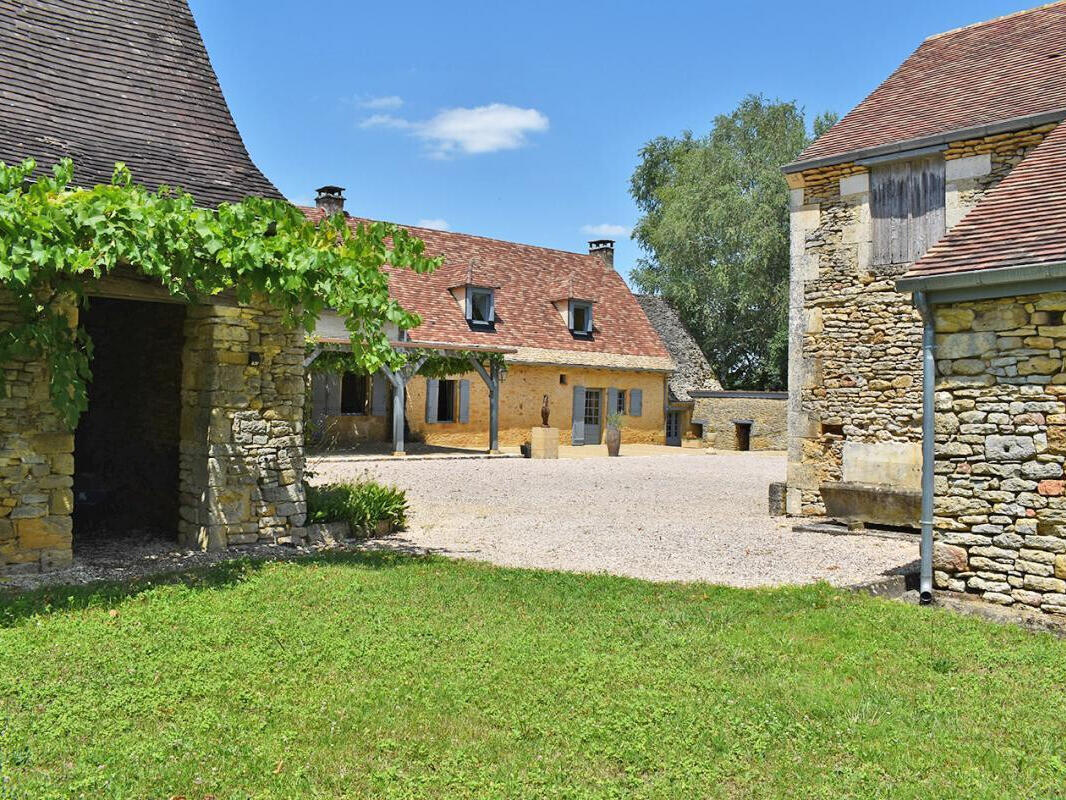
[[932, 292, 1066, 614], [405, 364, 667, 447], [692, 392, 786, 450], [0, 296, 76, 575], [179, 301, 306, 549], [786, 125, 1054, 517]]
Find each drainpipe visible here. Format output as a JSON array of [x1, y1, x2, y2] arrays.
[[914, 290, 935, 605]]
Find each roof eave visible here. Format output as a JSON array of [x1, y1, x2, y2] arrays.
[[782, 109, 1066, 175], [896, 261, 1066, 303]]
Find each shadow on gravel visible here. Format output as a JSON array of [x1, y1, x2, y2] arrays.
[[0, 550, 430, 628]]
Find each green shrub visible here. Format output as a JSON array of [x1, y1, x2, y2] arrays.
[[305, 480, 408, 536]]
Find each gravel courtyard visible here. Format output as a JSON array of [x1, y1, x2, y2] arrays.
[[312, 451, 917, 587]]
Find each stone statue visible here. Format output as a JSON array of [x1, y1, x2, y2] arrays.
[[541, 394, 550, 427]]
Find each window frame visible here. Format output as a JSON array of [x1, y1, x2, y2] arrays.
[[466, 286, 495, 327], [614, 389, 626, 415], [569, 299, 593, 336]]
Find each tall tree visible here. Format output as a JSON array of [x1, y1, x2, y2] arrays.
[[630, 96, 837, 390]]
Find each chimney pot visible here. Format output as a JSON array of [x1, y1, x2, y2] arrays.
[[588, 239, 614, 269], [315, 185, 346, 216]]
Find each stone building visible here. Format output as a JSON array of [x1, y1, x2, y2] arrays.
[[0, 0, 306, 574], [782, 4, 1066, 526], [897, 112, 1066, 612], [306, 194, 675, 451], [635, 295, 719, 445]]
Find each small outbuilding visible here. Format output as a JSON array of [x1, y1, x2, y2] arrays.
[[0, 0, 306, 575]]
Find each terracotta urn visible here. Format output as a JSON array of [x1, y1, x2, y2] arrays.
[[605, 425, 621, 457]]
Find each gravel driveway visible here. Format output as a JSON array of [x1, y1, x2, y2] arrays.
[[312, 452, 917, 587]]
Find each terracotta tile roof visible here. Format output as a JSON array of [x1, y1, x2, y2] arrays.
[[304, 209, 671, 361], [635, 295, 720, 400], [902, 121, 1066, 280], [790, 3, 1066, 170], [0, 0, 282, 207]]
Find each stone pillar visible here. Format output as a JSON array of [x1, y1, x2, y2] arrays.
[[0, 293, 76, 576], [179, 300, 306, 550]]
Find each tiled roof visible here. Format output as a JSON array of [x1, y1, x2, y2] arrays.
[[0, 0, 281, 207], [635, 295, 720, 400], [304, 209, 671, 362], [902, 120, 1066, 280], [790, 3, 1066, 170]]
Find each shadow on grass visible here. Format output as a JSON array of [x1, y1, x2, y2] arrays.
[[0, 549, 431, 628]]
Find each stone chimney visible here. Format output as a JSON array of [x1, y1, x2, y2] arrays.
[[315, 185, 346, 216], [588, 239, 614, 269]]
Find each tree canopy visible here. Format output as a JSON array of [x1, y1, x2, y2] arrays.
[[630, 95, 837, 390], [0, 158, 442, 428]]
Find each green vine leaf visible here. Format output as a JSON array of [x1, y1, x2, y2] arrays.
[[0, 158, 443, 429]]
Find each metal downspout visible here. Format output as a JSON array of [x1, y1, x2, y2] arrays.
[[914, 290, 935, 605]]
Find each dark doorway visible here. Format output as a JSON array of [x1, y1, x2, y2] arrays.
[[734, 420, 753, 452], [73, 298, 185, 545]]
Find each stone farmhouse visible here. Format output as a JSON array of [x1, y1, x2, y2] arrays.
[[786, 3, 1066, 612], [0, 0, 306, 575], [783, 4, 1066, 525], [306, 192, 675, 451]]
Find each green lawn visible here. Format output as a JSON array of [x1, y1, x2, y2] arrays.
[[1, 553, 1065, 799]]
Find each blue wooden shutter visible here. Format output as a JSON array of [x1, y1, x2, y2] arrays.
[[458, 379, 470, 423], [571, 385, 586, 445], [606, 388, 619, 418], [371, 372, 387, 416], [311, 373, 328, 429], [325, 373, 342, 417], [425, 378, 439, 423], [629, 388, 643, 417]]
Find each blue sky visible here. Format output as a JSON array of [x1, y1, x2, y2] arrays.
[[190, 0, 1035, 281]]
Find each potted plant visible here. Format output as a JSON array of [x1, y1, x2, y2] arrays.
[[605, 411, 623, 457]]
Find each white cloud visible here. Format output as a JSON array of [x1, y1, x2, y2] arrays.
[[360, 103, 549, 157], [581, 223, 629, 238], [416, 218, 450, 231], [359, 95, 404, 110]]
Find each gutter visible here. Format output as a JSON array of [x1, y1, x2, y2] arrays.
[[912, 290, 936, 605], [896, 261, 1066, 301], [782, 109, 1066, 175]]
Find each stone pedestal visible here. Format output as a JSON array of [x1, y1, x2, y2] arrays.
[[530, 426, 559, 459]]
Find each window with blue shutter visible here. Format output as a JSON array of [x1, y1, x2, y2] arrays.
[[571, 385, 586, 445], [629, 388, 643, 417]]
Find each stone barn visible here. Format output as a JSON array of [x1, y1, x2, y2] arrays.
[[0, 0, 306, 575], [897, 118, 1066, 613], [783, 4, 1066, 528]]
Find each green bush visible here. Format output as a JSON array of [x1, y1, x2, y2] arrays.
[[305, 480, 408, 536]]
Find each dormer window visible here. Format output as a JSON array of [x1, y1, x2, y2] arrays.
[[467, 287, 494, 327], [569, 300, 593, 336]]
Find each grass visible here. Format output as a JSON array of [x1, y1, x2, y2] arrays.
[[1, 553, 1065, 799]]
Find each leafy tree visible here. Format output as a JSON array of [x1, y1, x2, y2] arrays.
[[630, 95, 838, 389], [0, 158, 442, 427]]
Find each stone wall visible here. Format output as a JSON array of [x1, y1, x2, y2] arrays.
[[786, 125, 1054, 517], [179, 301, 306, 549], [0, 296, 76, 574], [692, 392, 786, 450], [932, 292, 1066, 614], [0, 293, 307, 576]]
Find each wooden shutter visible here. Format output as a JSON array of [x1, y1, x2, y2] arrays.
[[629, 388, 643, 417], [871, 155, 945, 266], [425, 378, 439, 424], [311, 373, 328, 429], [325, 373, 342, 417], [606, 388, 619, 417], [571, 385, 586, 445], [458, 379, 470, 423], [370, 372, 387, 416]]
